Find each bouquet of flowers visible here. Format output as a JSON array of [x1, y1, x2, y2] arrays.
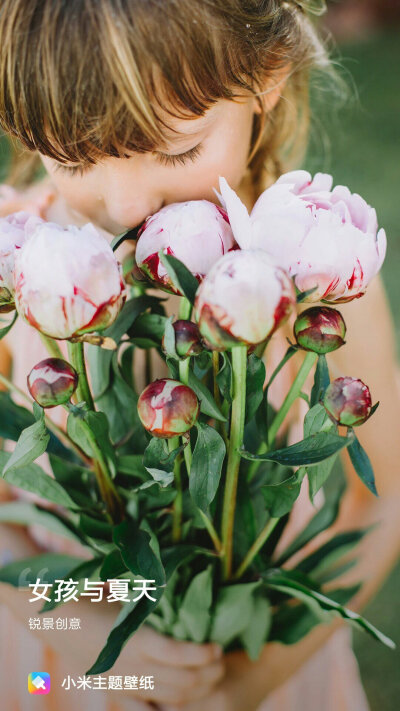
[[0, 170, 394, 673]]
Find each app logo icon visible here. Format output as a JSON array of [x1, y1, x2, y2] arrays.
[[28, 673, 51, 694]]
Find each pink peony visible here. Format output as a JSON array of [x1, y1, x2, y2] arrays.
[[135, 200, 236, 294], [194, 249, 296, 350], [14, 221, 126, 339], [217, 171, 386, 304], [0, 211, 44, 312]]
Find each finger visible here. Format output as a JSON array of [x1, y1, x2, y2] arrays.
[[138, 626, 222, 667]]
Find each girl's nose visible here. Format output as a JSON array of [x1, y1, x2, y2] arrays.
[[104, 198, 163, 229]]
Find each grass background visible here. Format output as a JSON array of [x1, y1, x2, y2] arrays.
[[0, 25, 399, 711]]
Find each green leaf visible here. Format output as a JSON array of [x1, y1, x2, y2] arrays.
[[158, 252, 199, 304], [269, 584, 361, 645], [162, 316, 179, 359], [178, 566, 213, 643], [216, 352, 232, 403], [67, 413, 94, 457], [0, 501, 87, 544], [0, 553, 86, 587], [0, 310, 17, 340], [99, 550, 128, 581], [274, 474, 346, 566], [96, 355, 147, 450], [39, 556, 103, 612], [265, 346, 298, 391], [143, 438, 181, 487], [190, 423, 226, 513], [310, 354, 330, 408], [0, 393, 72, 459], [241, 431, 352, 466], [84, 411, 117, 478], [187, 370, 227, 422], [303, 404, 334, 438], [110, 225, 141, 252], [303, 404, 337, 501], [210, 582, 260, 647], [240, 596, 271, 660], [296, 285, 318, 302], [117, 455, 148, 479], [130, 312, 167, 342], [262, 468, 306, 517], [245, 354, 266, 423], [295, 526, 374, 576], [48, 454, 96, 509], [347, 432, 378, 496], [88, 294, 163, 399], [263, 569, 395, 649], [2, 416, 50, 474], [86, 535, 199, 676], [113, 519, 166, 586], [0, 452, 77, 509]]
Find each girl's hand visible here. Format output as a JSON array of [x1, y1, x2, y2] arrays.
[[102, 625, 224, 709]]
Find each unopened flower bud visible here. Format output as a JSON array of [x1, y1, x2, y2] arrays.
[[27, 357, 78, 408], [162, 320, 204, 358], [135, 200, 236, 294], [294, 306, 346, 354], [323, 377, 372, 427], [137, 378, 199, 438]]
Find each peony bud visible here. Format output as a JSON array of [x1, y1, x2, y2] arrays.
[[14, 221, 126, 339], [218, 172, 386, 304], [162, 320, 204, 358], [27, 357, 78, 408], [323, 377, 372, 427], [135, 200, 236, 294], [294, 306, 346, 354], [194, 249, 296, 350], [137, 378, 199, 438], [0, 211, 44, 312]]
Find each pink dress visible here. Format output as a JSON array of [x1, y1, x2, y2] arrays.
[[0, 187, 369, 710]]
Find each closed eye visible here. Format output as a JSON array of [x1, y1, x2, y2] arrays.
[[53, 163, 92, 177], [53, 142, 204, 175], [155, 143, 203, 167]]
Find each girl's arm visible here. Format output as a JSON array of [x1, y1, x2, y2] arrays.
[[163, 273, 400, 711]]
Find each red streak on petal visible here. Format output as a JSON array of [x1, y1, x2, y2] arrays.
[[215, 206, 230, 224]]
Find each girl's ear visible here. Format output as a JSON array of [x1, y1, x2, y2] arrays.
[[254, 63, 292, 114]]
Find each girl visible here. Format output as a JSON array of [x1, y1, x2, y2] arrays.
[[0, 1, 399, 710]]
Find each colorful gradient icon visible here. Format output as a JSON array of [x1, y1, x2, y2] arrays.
[[28, 673, 51, 694]]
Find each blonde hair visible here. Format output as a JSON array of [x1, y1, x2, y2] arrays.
[[0, 0, 344, 196]]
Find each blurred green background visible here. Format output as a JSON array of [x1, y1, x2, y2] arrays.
[[0, 15, 399, 711], [304, 27, 400, 711]]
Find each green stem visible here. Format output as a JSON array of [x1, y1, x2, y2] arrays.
[[221, 345, 247, 580], [0, 372, 90, 465], [247, 351, 317, 483], [39, 333, 64, 359], [67, 341, 95, 410], [198, 510, 222, 554], [178, 353, 192, 475], [234, 517, 280, 579], [178, 297, 192, 321], [77, 417, 125, 524], [169, 436, 182, 542]]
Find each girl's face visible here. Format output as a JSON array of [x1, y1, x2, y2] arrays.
[[39, 95, 260, 234]]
